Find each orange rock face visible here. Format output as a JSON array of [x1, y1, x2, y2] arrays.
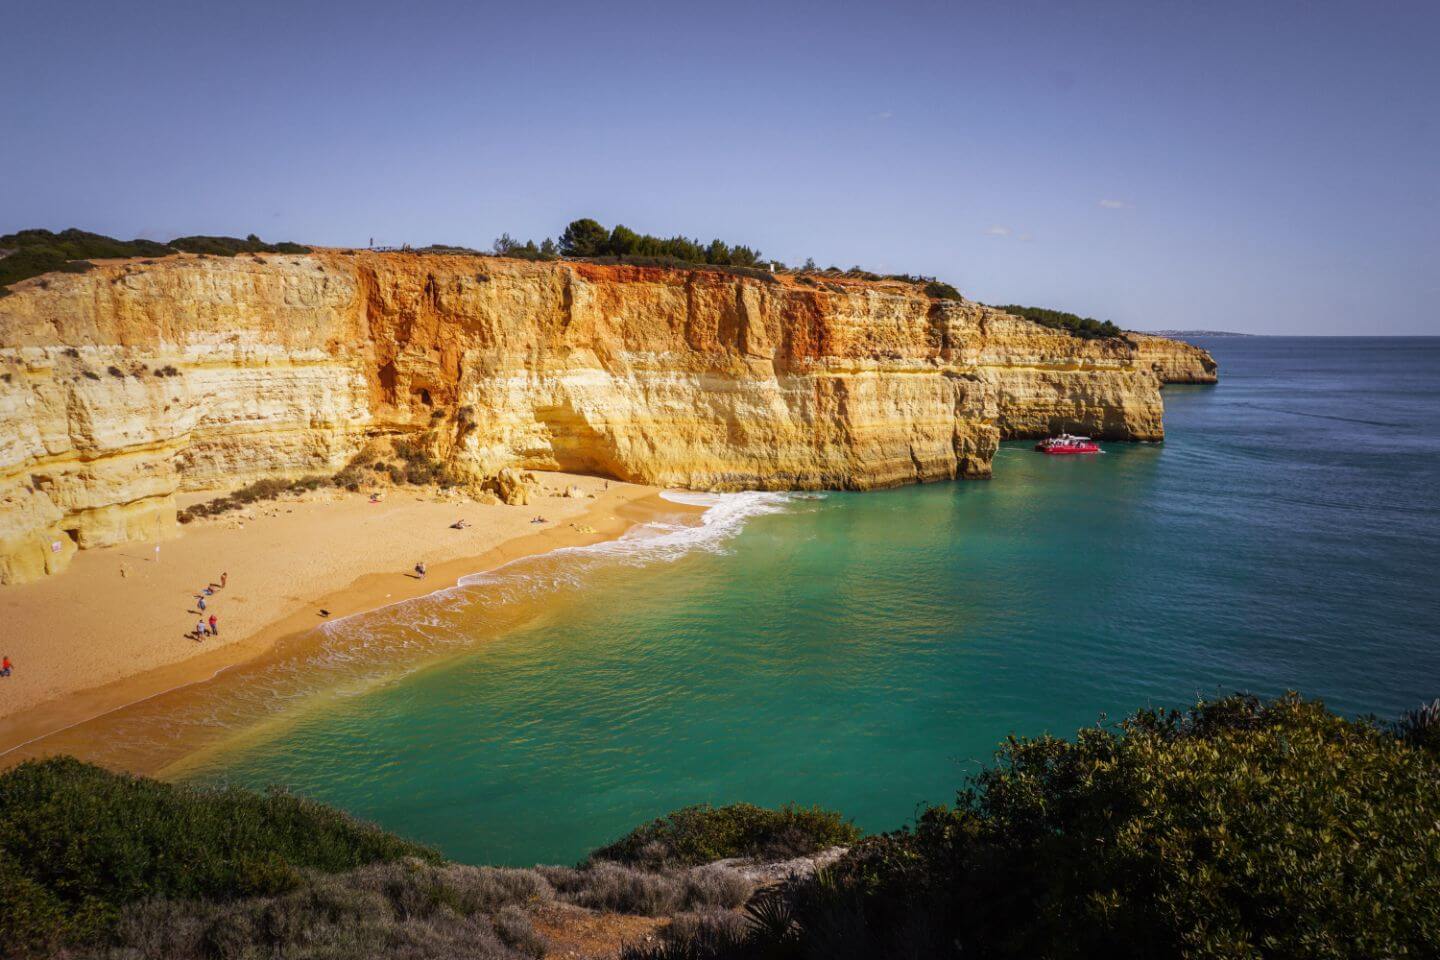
[[0, 252, 1215, 583]]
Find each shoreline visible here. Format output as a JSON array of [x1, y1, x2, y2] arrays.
[[0, 477, 699, 771]]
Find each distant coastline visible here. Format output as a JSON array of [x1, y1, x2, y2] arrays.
[[1144, 329, 1258, 338]]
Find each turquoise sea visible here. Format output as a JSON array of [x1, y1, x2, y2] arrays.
[[182, 337, 1440, 866]]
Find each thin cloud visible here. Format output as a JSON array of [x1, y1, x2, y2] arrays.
[[871, 111, 894, 121], [1098, 199, 1129, 209], [985, 225, 1012, 237]]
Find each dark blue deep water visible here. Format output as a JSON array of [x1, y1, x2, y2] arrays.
[[183, 337, 1440, 865]]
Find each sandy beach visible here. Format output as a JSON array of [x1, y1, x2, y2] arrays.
[[0, 472, 687, 766]]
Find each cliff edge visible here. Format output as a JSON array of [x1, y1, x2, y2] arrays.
[[0, 252, 1215, 583]]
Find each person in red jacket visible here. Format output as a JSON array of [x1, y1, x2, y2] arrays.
[[1, 656, 12, 677], [208, 614, 218, 637]]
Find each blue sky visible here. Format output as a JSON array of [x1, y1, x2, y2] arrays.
[[3, 0, 1436, 334]]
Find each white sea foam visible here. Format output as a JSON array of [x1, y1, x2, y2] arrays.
[[63, 491, 807, 770], [311, 490, 796, 654]]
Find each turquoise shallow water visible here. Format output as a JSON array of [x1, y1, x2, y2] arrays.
[[183, 337, 1440, 865]]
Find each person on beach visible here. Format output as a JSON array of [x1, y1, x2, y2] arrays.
[[203, 585, 214, 596], [197, 595, 206, 612], [1, 656, 12, 677], [221, 571, 228, 588], [208, 614, 218, 636], [415, 561, 427, 579], [195, 619, 208, 639]]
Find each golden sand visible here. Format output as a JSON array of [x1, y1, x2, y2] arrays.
[[0, 474, 691, 770]]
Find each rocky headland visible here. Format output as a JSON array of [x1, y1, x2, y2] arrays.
[[0, 252, 1215, 584]]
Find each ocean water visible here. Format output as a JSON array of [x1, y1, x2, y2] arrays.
[[180, 337, 1440, 866]]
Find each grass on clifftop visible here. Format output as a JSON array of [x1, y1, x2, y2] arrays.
[[994, 303, 1124, 339], [0, 228, 310, 291]]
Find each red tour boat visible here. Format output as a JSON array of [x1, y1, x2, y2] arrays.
[[1035, 433, 1101, 455]]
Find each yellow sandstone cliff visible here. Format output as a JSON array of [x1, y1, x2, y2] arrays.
[[0, 253, 1215, 584]]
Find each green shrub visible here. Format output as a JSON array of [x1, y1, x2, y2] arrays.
[[590, 802, 859, 869], [0, 757, 438, 953], [996, 303, 1123, 339], [0, 228, 172, 289], [675, 694, 1440, 960], [551, 218, 767, 270], [168, 233, 310, 256], [0, 228, 309, 290], [923, 280, 961, 301]]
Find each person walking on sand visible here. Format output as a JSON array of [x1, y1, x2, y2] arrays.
[[195, 619, 207, 639], [197, 595, 206, 612], [221, 571, 228, 589], [208, 614, 218, 637], [1, 656, 12, 677], [415, 561, 427, 579]]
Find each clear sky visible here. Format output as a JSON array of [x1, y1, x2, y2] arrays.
[[3, 0, 1436, 334]]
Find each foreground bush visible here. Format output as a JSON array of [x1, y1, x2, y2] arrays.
[[0, 757, 438, 953], [0, 755, 761, 956], [637, 694, 1440, 959], [590, 802, 860, 869], [94, 861, 552, 960], [538, 862, 752, 917]]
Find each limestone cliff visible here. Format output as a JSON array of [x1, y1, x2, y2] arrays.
[[1129, 333, 1219, 384], [0, 253, 1215, 583]]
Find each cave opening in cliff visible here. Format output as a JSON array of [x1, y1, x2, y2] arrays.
[[416, 387, 433, 407]]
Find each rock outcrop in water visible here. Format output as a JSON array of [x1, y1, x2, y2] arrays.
[[0, 252, 1215, 583]]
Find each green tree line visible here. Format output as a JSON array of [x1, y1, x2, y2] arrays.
[[0, 229, 309, 292], [995, 303, 1124, 339]]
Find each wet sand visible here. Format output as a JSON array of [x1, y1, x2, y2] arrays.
[[0, 474, 693, 770]]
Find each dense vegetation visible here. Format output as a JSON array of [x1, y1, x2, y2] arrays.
[[0, 759, 756, 958], [590, 803, 860, 870], [0, 229, 169, 290], [995, 303, 1124, 339], [5, 694, 1439, 958], [1, 222, 973, 302], [632, 693, 1440, 959], [0, 756, 438, 953], [96, 859, 752, 960], [556, 218, 765, 268], [0, 228, 310, 291], [167, 234, 309, 256]]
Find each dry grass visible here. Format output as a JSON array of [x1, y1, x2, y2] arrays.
[[78, 858, 751, 958]]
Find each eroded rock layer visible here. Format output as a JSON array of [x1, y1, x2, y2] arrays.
[[0, 253, 1215, 583]]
